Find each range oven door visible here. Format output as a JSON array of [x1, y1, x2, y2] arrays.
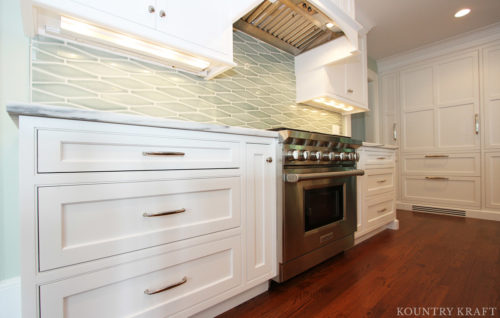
[[283, 167, 364, 263]]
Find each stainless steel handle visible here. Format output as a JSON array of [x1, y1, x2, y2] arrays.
[[143, 151, 185, 156], [377, 157, 386, 160], [143, 208, 186, 217], [392, 123, 397, 141], [475, 113, 479, 135], [377, 208, 387, 213], [159, 10, 166, 18], [285, 169, 365, 183], [148, 5, 155, 13], [347, 89, 354, 93], [377, 179, 387, 183], [425, 154, 449, 158], [425, 176, 449, 180], [266, 157, 273, 163], [144, 276, 187, 295]]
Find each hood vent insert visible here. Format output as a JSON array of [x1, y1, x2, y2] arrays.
[[234, 0, 343, 55]]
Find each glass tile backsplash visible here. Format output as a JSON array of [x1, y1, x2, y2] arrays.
[[31, 31, 343, 133]]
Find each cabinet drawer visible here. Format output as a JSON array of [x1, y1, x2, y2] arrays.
[[40, 236, 241, 318], [365, 192, 395, 230], [38, 177, 241, 271], [37, 129, 240, 173], [402, 176, 480, 208], [363, 149, 395, 167], [366, 168, 395, 196], [402, 153, 480, 176]]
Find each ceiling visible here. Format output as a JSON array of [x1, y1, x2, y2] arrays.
[[355, 0, 500, 60]]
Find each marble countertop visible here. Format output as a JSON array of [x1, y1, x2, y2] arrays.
[[361, 141, 399, 150], [7, 103, 280, 138]]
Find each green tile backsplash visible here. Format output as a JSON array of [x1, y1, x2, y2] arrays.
[[30, 31, 344, 133]]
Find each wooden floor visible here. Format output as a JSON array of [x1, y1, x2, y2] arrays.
[[219, 211, 500, 317]]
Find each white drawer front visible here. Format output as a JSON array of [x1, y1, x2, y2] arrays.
[[402, 153, 480, 176], [402, 176, 480, 208], [362, 149, 395, 167], [38, 177, 241, 271], [365, 192, 395, 230], [37, 129, 241, 173], [366, 168, 395, 196], [40, 236, 241, 318]]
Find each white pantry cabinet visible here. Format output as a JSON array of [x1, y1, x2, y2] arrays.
[[482, 43, 500, 150], [400, 50, 480, 153], [12, 108, 279, 318], [379, 73, 399, 146]]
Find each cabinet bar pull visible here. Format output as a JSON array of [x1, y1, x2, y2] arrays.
[[425, 176, 449, 180], [144, 276, 187, 295], [376, 157, 386, 160], [475, 113, 479, 135], [143, 208, 186, 217], [392, 123, 397, 141], [377, 179, 387, 183], [424, 154, 449, 158], [143, 151, 185, 156], [347, 89, 354, 93], [377, 208, 387, 213]]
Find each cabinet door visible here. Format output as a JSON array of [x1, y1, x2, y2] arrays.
[[245, 143, 276, 283], [380, 73, 399, 146], [483, 44, 500, 150], [156, 0, 232, 55], [72, 0, 156, 28], [345, 56, 364, 104], [435, 52, 480, 150], [485, 152, 500, 210]]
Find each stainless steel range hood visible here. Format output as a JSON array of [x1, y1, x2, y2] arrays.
[[234, 0, 344, 55]]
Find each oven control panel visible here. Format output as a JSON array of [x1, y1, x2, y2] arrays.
[[285, 150, 359, 162]]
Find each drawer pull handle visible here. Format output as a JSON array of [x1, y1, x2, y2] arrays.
[[144, 276, 187, 295], [347, 89, 354, 93], [377, 179, 387, 183], [376, 157, 386, 160], [143, 151, 185, 156], [475, 113, 479, 135], [425, 176, 449, 180], [377, 208, 387, 213], [425, 154, 449, 158], [143, 208, 186, 217]]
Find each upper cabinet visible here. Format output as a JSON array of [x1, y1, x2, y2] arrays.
[[20, 0, 260, 79], [295, 34, 368, 114], [379, 72, 399, 146], [400, 50, 480, 152]]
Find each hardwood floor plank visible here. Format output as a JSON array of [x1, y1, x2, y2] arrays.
[[218, 211, 500, 318]]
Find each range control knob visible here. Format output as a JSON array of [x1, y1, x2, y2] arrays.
[[329, 152, 341, 161], [339, 152, 348, 161], [310, 151, 322, 161], [355, 153, 360, 162], [301, 150, 310, 161], [290, 150, 300, 161], [286, 151, 294, 161], [347, 153, 355, 161]]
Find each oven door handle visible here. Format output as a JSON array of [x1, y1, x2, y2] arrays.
[[285, 169, 365, 183]]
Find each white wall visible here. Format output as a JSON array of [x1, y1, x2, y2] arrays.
[[0, 0, 30, 282]]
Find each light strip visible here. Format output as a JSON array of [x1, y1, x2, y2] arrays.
[[312, 97, 358, 112], [60, 16, 210, 71]]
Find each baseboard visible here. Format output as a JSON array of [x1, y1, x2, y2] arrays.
[[397, 201, 500, 222], [0, 276, 21, 318], [191, 281, 269, 318]]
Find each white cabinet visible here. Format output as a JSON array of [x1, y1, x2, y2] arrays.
[[245, 144, 276, 284], [484, 152, 500, 210], [379, 73, 399, 146], [355, 146, 398, 240], [15, 114, 278, 318], [22, 0, 240, 78], [400, 51, 480, 152], [482, 43, 500, 150]]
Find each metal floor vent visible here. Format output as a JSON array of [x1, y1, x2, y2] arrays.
[[412, 205, 466, 217]]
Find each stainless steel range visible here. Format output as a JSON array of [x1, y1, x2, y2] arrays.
[[271, 128, 364, 282]]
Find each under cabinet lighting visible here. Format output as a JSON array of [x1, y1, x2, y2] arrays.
[[454, 8, 471, 18], [59, 16, 210, 71], [326, 22, 334, 28]]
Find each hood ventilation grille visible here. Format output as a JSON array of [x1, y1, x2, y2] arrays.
[[234, 0, 343, 55]]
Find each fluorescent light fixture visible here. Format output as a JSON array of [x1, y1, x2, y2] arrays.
[[326, 22, 334, 28], [59, 16, 210, 71], [454, 8, 471, 18]]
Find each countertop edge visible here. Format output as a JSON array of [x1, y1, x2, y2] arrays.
[[7, 103, 280, 138], [361, 142, 399, 150]]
